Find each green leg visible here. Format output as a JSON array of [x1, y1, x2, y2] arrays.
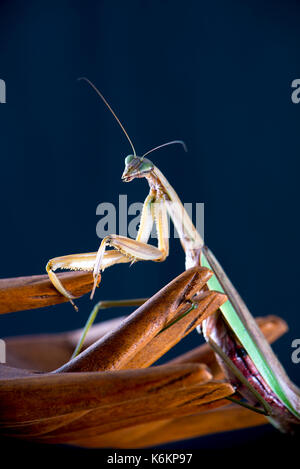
[[72, 298, 148, 358]]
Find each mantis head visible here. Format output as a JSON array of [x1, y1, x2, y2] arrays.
[[122, 155, 154, 182], [77, 78, 187, 183], [122, 138, 188, 183]]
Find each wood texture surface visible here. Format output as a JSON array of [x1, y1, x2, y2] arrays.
[[54, 267, 218, 373], [0, 266, 288, 448], [0, 271, 94, 314], [72, 404, 267, 448]]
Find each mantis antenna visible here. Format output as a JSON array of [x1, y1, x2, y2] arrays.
[[141, 140, 187, 159], [78, 77, 137, 156]]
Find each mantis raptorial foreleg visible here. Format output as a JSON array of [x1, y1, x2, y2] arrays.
[[46, 251, 129, 310], [46, 190, 170, 307], [91, 192, 169, 298]]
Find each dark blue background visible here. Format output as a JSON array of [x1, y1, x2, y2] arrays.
[[0, 0, 299, 452]]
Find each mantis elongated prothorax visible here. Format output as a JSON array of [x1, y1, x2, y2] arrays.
[[46, 79, 300, 432]]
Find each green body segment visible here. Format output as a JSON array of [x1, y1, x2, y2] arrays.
[[201, 251, 300, 419]]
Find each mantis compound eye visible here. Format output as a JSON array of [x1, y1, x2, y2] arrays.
[[139, 160, 153, 173], [125, 154, 135, 165]]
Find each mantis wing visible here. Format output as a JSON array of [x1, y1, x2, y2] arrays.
[[201, 246, 300, 420]]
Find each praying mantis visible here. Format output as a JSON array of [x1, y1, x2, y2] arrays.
[[46, 78, 300, 433]]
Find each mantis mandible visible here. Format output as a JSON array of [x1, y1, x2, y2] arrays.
[[46, 79, 300, 433]]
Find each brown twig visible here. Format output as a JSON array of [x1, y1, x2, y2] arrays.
[[0, 272, 94, 314], [53, 267, 218, 373]]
